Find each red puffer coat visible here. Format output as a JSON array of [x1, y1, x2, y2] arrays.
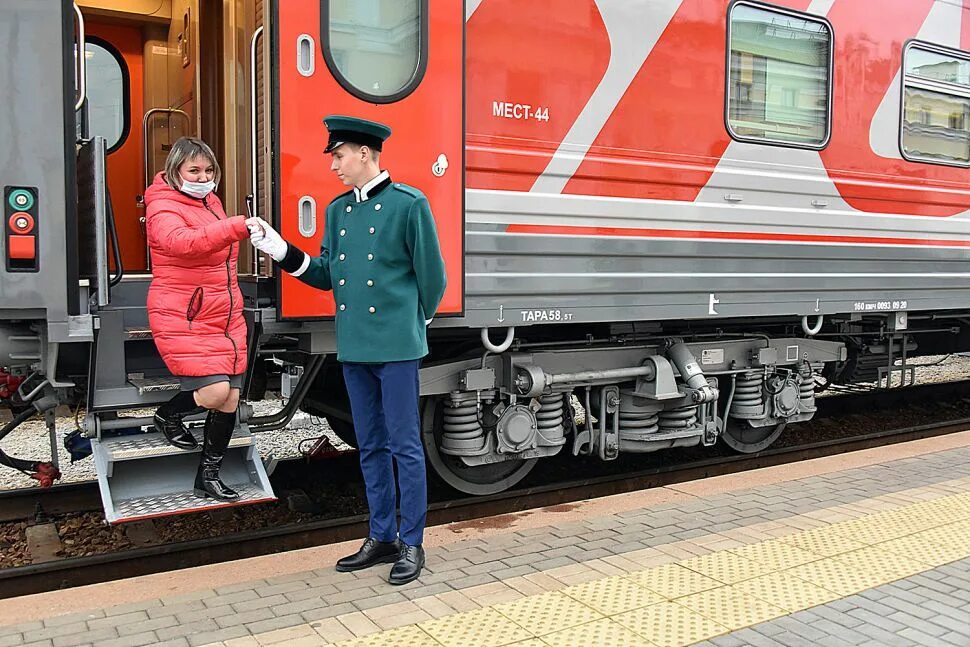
[[145, 172, 250, 377]]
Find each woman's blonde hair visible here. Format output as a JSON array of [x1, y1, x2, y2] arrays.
[[163, 137, 222, 191]]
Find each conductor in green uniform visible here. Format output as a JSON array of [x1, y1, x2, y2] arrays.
[[248, 116, 447, 585]]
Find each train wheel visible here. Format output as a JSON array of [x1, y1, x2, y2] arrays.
[[721, 419, 786, 454], [421, 396, 537, 495], [326, 416, 358, 449]]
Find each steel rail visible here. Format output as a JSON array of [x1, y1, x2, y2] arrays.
[[1, 412, 968, 598]]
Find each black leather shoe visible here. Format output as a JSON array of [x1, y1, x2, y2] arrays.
[[154, 413, 199, 450], [336, 538, 401, 573], [388, 544, 425, 585]]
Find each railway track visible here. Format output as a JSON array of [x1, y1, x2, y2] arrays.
[[2, 383, 969, 598]]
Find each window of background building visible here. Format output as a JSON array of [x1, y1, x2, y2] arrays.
[[901, 43, 970, 166], [324, 0, 425, 103], [727, 2, 832, 148]]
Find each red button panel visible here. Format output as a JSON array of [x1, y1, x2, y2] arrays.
[[4, 186, 38, 272]]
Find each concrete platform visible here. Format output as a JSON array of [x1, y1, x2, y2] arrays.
[[2, 432, 970, 647]]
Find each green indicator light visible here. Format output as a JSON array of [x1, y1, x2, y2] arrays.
[[8, 190, 34, 211]]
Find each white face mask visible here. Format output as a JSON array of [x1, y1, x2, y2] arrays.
[[180, 179, 216, 199]]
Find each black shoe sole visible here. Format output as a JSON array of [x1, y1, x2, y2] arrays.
[[193, 488, 240, 501], [388, 566, 423, 586], [335, 553, 399, 573]]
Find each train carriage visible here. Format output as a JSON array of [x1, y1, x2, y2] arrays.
[[1, 0, 969, 521]]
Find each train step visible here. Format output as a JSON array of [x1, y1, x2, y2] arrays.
[[90, 424, 275, 524]]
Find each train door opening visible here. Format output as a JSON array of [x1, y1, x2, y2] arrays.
[[272, 0, 465, 320], [81, 21, 146, 272]]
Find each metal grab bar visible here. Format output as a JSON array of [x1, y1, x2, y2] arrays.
[[481, 327, 515, 353], [142, 108, 190, 188], [250, 26, 265, 275], [92, 136, 111, 306], [73, 3, 86, 111], [250, 26, 264, 221]]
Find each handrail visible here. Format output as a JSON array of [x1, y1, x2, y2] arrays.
[[92, 136, 110, 306], [142, 108, 190, 188], [250, 26, 264, 275], [73, 3, 86, 111]]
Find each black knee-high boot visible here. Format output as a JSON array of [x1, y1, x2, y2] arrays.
[[193, 409, 240, 501], [154, 390, 204, 450]]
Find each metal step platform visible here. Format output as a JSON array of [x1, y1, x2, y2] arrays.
[[91, 423, 276, 524]]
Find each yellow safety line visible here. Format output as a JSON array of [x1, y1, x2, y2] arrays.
[[318, 491, 970, 647]]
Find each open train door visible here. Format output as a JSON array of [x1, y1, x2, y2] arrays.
[[271, 1, 464, 320]]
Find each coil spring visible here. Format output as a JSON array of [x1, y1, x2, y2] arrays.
[[535, 393, 566, 446], [731, 371, 765, 417], [618, 409, 660, 439], [441, 395, 486, 455], [658, 405, 697, 432], [798, 362, 816, 409]]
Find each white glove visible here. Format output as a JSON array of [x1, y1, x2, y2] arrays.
[[425, 318, 433, 326], [246, 217, 287, 261]]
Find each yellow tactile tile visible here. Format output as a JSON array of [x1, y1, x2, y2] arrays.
[[938, 492, 970, 511], [613, 601, 729, 647], [825, 518, 900, 545], [834, 546, 928, 580], [540, 618, 655, 647], [676, 585, 786, 630], [418, 607, 531, 647], [876, 534, 970, 568], [560, 575, 665, 616], [727, 538, 821, 571], [778, 526, 868, 557], [492, 591, 603, 637], [624, 563, 721, 599], [506, 641, 545, 647], [784, 557, 893, 596], [905, 501, 969, 525], [734, 571, 842, 613], [330, 624, 441, 647], [678, 550, 773, 584]]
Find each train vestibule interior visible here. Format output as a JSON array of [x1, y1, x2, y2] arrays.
[[75, 0, 262, 278]]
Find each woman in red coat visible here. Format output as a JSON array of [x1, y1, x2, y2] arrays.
[[144, 137, 251, 501]]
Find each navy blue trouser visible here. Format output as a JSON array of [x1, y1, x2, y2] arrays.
[[341, 359, 426, 546]]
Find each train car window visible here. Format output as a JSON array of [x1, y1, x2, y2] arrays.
[[726, 2, 832, 149], [322, 0, 427, 103], [76, 39, 129, 153], [901, 43, 970, 166]]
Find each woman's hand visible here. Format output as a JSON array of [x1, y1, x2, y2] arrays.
[[246, 217, 288, 261]]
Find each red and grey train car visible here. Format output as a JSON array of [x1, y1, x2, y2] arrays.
[[1, 0, 969, 521]]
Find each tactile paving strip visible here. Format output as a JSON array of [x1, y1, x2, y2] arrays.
[[613, 601, 729, 647], [624, 563, 721, 599], [727, 538, 821, 571], [875, 534, 970, 567], [777, 526, 868, 557], [783, 555, 892, 596], [541, 618, 654, 647], [492, 591, 602, 637], [833, 546, 928, 580], [678, 550, 773, 584], [733, 571, 841, 612], [676, 585, 786, 630], [332, 625, 441, 647], [418, 608, 531, 647], [560, 575, 664, 616]]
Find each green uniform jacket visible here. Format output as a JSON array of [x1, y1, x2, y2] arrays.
[[278, 176, 447, 363]]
